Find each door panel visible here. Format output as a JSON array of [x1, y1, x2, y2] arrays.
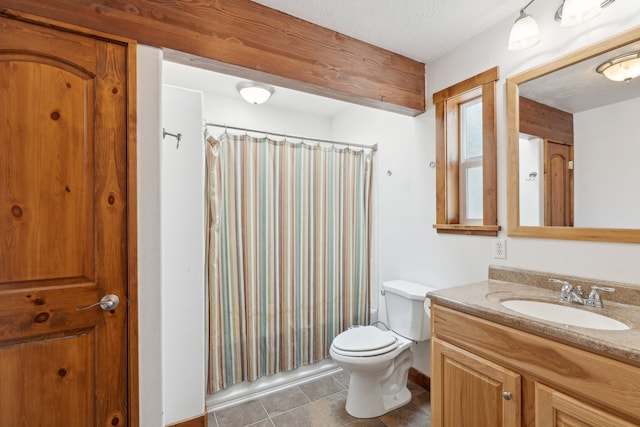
[[0, 58, 94, 283], [536, 383, 637, 427], [0, 332, 96, 426], [544, 140, 573, 227], [432, 338, 521, 427], [0, 16, 129, 426]]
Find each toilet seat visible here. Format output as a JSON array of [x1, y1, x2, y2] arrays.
[[331, 326, 399, 357]]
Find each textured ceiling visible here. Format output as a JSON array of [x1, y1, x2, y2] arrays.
[[250, 0, 520, 63]]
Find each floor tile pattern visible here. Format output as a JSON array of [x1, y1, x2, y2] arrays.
[[209, 370, 431, 427]]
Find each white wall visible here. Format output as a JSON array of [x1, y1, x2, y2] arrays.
[[137, 45, 164, 427], [137, 1, 640, 422], [574, 97, 640, 228], [332, 106, 436, 374], [518, 136, 543, 226], [161, 85, 207, 424], [203, 93, 334, 140], [425, 0, 640, 285]]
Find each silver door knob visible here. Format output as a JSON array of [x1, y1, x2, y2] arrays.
[[502, 391, 512, 401], [76, 294, 120, 311]]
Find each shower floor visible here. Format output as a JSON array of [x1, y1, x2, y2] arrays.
[[208, 369, 431, 427]]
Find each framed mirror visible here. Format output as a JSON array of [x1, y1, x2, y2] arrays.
[[507, 26, 640, 243]]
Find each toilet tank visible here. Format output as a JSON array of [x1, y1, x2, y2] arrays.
[[382, 280, 434, 341]]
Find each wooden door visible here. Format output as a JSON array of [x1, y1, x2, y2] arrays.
[[431, 338, 521, 427], [0, 16, 129, 426], [544, 140, 573, 227], [536, 383, 636, 427]]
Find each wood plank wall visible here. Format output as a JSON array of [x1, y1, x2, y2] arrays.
[[0, 0, 425, 116]]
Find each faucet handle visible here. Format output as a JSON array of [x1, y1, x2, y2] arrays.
[[549, 278, 572, 302], [587, 286, 615, 308], [549, 278, 571, 288]]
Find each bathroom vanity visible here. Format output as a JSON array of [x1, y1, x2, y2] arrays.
[[428, 267, 640, 426]]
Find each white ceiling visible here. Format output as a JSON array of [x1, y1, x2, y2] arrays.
[[519, 39, 640, 114], [250, 0, 519, 64]]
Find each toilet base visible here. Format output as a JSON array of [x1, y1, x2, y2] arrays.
[[343, 348, 413, 418]]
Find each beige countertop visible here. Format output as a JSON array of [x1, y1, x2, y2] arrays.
[[427, 266, 640, 367]]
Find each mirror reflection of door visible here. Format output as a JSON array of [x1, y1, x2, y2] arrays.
[[544, 140, 574, 227]]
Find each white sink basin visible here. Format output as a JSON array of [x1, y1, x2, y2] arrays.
[[501, 300, 630, 331]]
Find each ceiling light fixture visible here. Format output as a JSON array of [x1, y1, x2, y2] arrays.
[[508, 0, 540, 51], [555, 0, 616, 28], [596, 51, 640, 83], [236, 81, 275, 105]]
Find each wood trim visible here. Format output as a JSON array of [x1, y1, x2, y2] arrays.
[[0, 0, 425, 116], [433, 224, 501, 236], [166, 413, 208, 427], [432, 66, 499, 104], [432, 304, 640, 423], [506, 26, 640, 243], [126, 39, 140, 427], [507, 78, 640, 243], [508, 26, 640, 86], [433, 67, 500, 234], [482, 80, 498, 226], [435, 100, 447, 224], [506, 79, 521, 239], [408, 367, 430, 392]]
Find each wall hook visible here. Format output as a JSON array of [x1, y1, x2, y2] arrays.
[[163, 128, 183, 149]]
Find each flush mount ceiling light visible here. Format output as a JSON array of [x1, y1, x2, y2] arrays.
[[236, 81, 274, 105], [597, 51, 640, 83], [555, 0, 616, 28], [508, 0, 540, 51]]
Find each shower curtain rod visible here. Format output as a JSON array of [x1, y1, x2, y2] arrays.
[[205, 122, 377, 152]]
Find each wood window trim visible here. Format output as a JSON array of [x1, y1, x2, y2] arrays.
[[433, 67, 500, 236]]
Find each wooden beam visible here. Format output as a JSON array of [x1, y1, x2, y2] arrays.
[[0, 0, 425, 116], [519, 97, 574, 144]]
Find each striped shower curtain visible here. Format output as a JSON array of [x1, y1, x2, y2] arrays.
[[206, 132, 373, 394]]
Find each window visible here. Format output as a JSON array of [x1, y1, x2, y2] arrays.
[[433, 67, 500, 236]]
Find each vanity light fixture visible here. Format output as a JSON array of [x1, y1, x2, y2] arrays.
[[555, 0, 616, 28], [508, 0, 540, 51], [509, 0, 617, 51], [597, 51, 640, 83], [236, 81, 275, 105]]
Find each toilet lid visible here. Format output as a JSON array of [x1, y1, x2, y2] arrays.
[[332, 326, 397, 354]]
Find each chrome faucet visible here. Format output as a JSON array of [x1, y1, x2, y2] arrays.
[[549, 278, 615, 308], [586, 286, 616, 308], [549, 278, 576, 303]]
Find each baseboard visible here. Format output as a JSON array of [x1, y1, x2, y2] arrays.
[[165, 413, 208, 427], [408, 367, 430, 392]]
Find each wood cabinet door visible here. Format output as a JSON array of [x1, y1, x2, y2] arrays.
[[432, 337, 521, 427], [535, 383, 637, 427], [0, 16, 129, 426]]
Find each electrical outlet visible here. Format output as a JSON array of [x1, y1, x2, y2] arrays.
[[493, 239, 506, 259]]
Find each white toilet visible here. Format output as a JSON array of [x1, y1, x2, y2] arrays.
[[329, 280, 433, 418]]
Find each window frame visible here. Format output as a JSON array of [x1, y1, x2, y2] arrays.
[[433, 67, 500, 236]]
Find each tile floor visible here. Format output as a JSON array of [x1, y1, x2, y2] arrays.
[[208, 370, 431, 427]]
